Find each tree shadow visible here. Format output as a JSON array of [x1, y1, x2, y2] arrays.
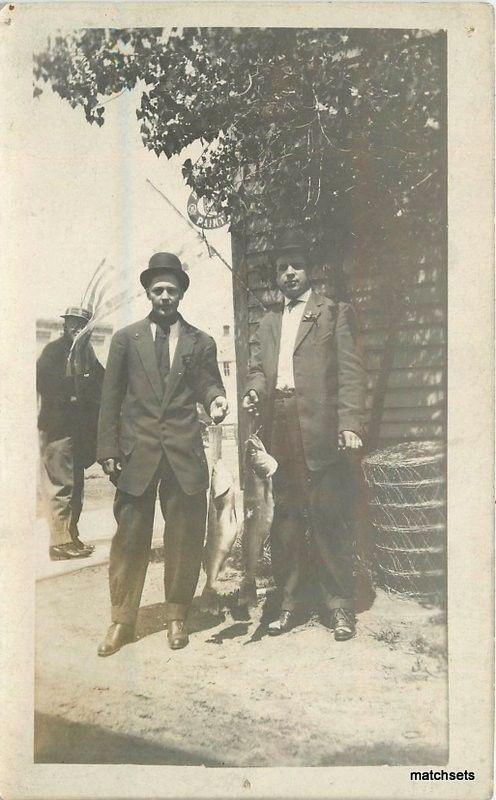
[[34, 712, 221, 765], [35, 712, 448, 767]]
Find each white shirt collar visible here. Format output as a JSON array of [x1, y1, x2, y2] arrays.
[[149, 317, 180, 339], [284, 288, 312, 308]]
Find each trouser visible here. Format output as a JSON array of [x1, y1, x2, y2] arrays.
[[109, 455, 207, 627], [39, 433, 84, 547], [270, 395, 354, 613]]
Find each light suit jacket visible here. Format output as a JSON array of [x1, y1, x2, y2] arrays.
[[97, 315, 225, 496], [244, 291, 367, 471]]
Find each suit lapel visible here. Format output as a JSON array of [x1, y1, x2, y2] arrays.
[[161, 319, 197, 409], [135, 319, 163, 402], [271, 309, 283, 362], [293, 291, 323, 354]]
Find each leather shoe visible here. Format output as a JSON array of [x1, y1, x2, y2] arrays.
[[49, 543, 93, 560], [268, 610, 294, 636], [97, 623, 135, 657], [167, 620, 189, 650], [74, 538, 95, 553], [331, 608, 356, 641]]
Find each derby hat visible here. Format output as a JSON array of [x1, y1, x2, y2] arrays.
[[61, 306, 92, 323], [140, 252, 190, 292]]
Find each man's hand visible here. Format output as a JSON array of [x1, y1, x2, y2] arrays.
[[210, 396, 229, 424], [338, 430, 363, 451], [242, 389, 260, 415], [101, 458, 122, 478]]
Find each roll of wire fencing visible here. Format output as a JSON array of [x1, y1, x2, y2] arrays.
[[362, 441, 446, 605]]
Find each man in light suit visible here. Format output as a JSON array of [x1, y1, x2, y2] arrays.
[[97, 253, 228, 655], [243, 231, 366, 640]]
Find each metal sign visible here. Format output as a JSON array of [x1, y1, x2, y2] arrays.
[[187, 191, 227, 230]]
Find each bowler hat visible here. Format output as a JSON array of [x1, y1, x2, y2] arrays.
[[273, 229, 309, 253], [61, 306, 92, 323], [140, 252, 190, 292]]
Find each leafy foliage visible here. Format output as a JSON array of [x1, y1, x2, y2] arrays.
[[34, 27, 446, 300]]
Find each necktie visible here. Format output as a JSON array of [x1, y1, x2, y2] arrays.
[[154, 324, 170, 377], [287, 298, 301, 313]]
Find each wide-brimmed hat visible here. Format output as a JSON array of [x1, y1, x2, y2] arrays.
[[273, 229, 309, 254], [140, 252, 190, 292], [61, 306, 92, 323]]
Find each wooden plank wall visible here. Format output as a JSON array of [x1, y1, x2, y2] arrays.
[[354, 264, 446, 447], [232, 235, 446, 451]]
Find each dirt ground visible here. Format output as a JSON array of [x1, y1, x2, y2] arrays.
[[35, 555, 448, 767]]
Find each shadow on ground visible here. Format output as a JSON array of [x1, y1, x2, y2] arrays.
[[135, 588, 279, 642], [135, 600, 225, 641], [35, 561, 447, 768], [34, 712, 222, 765], [34, 711, 447, 766], [317, 741, 448, 767]]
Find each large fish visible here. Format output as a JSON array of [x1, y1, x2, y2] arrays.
[[201, 458, 238, 610], [238, 433, 277, 608]]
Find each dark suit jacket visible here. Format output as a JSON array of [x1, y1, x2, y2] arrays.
[[37, 336, 104, 468], [97, 315, 226, 497], [245, 290, 366, 471]]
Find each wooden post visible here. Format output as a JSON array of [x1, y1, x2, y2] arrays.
[[230, 234, 250, 484]]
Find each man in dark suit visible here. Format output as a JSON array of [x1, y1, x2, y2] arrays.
[[97, 252, 228, 655], [243, 231, 366, 640], [37, 307, 104, 560]]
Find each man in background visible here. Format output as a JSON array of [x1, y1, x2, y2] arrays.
[[37, 307, 104, 560], [243, 230, 366, 641], [97, 252, 228, 655]]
